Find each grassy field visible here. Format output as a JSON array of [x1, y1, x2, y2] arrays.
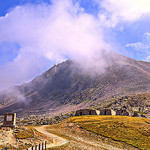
[[65, 115, 150, 150]]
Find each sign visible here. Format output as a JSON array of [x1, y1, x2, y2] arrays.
[[2, 113, 16, 128]]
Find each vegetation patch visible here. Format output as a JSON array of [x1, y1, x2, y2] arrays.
[[15, 128, 34, 139], [67, 116, 150, 150], [47, 143, 78, 150]]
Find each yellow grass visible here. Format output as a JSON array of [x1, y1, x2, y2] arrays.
[[15, 129, 34, 139], [66, 115, 150, 150]]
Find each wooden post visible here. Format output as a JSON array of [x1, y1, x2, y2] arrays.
[[45, 141, 46, 150], [42, 142, 44, 150], [35, 145, 37, 150], [32, 146, 33, 150], [39, 143, 40, 150]]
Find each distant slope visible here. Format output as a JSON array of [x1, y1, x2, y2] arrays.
[[0, 53, 150, 116]]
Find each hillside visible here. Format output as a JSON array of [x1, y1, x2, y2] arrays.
[[1, 116, 149, 150], [0, 53, 150, 116], [45, 116, 150, 150]]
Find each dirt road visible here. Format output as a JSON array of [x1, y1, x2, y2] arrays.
[[34, 125, 124, 150], [34, 125, 69, 148], [33, 125, 139, 150]]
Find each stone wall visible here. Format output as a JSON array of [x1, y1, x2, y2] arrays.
[[116, 109, 129, 116], [100, 109, 112, 115], [75, 108, 143, 118], [132, 112, 139, 117], [75, 109, 98, 116]]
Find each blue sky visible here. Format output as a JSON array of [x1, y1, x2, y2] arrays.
[[0, 0, 150, 89], [0, 0, 51, 16]]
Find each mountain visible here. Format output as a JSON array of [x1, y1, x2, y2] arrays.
[[0, 52, 150, 116]]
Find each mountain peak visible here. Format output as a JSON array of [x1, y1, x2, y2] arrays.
[[0, 54, 150, 116]]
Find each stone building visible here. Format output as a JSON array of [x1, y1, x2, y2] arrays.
[[99, 109, 112, 115], [75, 109, 99, 116], [132, 111, 139, 117], [116, 109, 129, 116]]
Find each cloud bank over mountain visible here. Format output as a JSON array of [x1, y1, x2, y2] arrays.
[[0, 0, 150, 89]]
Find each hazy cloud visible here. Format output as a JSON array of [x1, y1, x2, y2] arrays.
[[1, 0, 150, 90], [0, 0, 112, 89]]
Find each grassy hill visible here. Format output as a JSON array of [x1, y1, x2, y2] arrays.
[[46, 116, 150, 150]]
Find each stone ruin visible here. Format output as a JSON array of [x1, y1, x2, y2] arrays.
[[99, 109, 117, 115], [75, 108, 131, 117], [116, 109, 129, 116], [75, 109, 99, 116], [99, 109, 112, 115], [132, 111, 139, 117], [1, 113, 16, 129], [75, 108, 115, 116]]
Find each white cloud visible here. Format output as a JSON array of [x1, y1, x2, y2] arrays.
[[125, 32, 150, 50], [2, 0, 150, 90], [125, 32, 150, 61], [95, 0, 150, 27], [146, 55, 150, 61], [0, 0, 112, 89], [125, 42, 149, 50]]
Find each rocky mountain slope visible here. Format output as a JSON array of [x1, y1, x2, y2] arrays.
[[0, 53, 150, 116]]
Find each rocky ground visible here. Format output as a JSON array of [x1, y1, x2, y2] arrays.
[[8, 93, 149, 126], [0, 126, 52, 149], [94, 93, 150, 118]]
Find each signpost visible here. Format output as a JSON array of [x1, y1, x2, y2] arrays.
[[1, 113, 16, 129]]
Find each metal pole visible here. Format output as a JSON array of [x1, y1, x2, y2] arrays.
[[35, 145, 37, 150], [32, 146, 33, 150]]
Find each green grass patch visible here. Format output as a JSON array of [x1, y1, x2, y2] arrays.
[[66, 115, 150, 150]]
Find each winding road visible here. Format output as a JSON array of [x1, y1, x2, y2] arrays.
[[32, 125, 137, 150], [34, 125, 69, 148]]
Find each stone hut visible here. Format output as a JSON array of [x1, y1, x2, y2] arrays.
[[132, 112, 139, 117], [116, 109, 129, 116], [75, 109, 99, 116], [99, 109, 112, 115]]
